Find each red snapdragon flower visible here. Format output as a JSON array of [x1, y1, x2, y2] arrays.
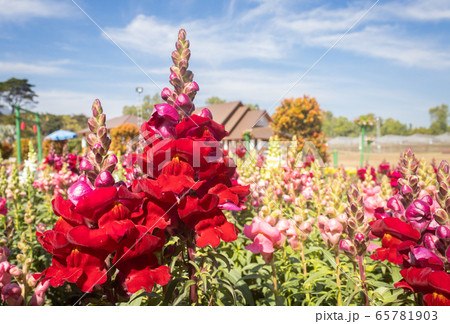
[[395, 268, 450, 306], [38, 183, 171, 293]]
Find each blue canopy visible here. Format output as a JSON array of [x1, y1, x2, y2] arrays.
[[44, 129, 78, 141]]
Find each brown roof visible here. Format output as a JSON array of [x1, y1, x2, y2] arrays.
[[194, 101, 273, 140], [251, 126, 273, 140], [78, 115, 140, 135], [226, 110, 271, 140], [193, 101, 242, 125], [224, 106, 249, 134]]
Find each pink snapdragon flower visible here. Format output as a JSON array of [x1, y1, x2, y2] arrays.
[[318, 216, 344, 248], [0, 261, 12, 290], [30, 278, 50, 306], [244, 217, 282, 263], [363, 186, 386, 221], [1, 283, 23, 306]]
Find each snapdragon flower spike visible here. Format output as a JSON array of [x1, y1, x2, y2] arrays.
[[163, 29, 198, 117], [83, 99, 118, 185], [131, 29, 249, 248], [369, 150, 450, 306], [344, 184, 370, 256], [436, 160, 450, 215]]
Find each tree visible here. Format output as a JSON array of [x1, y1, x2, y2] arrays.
[[272, 96, 327, 160], [205, 96, 226, 105], [322, 111, 359, 137], [0, 78, 38, 112], [244, 103, 260, 110], [381, 118, 408, 136], [429, 104, 448, 135], [110, 123, 140, 154], [123, 93, 162, 121], [409, 126, 432, 135]]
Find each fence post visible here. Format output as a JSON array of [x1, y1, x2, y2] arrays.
[[36, 113, 42, 162], [360, 125, 366, 167], [333, 149, 338, 168], [14, 105, 21, 164]]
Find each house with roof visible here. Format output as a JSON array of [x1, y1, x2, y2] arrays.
[[194, 101, 273, 151]]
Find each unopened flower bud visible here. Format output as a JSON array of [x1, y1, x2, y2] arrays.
[[97, 126, 107, 142], [436, 225, 450, 241], [103, 154, 118, 170], [9, 266, 22, 277], [181, 48, 191, 61], [401, 185, 413, 195], [175, 40, 183, 51], [339, 239, 356, 256], [80, 158, 93, 171], [86, 134, 97, 147], [178, 29, 186, 41], [175, 93, 193, 110], [347, 218, 357, 230], [88, 118, 97, 132], [169, 72, 179, 81], [94, 171, 115, 188], [198, 108, 212, 119], [185, 81, 199, 94], [161, 88, 173, 101], [91, 99, 102, 117], [355, 232, 365, 243], [68, 181, 93, 205], [433, 208, 447, 225], [171, 50, 180, 64], [98, 113, 106, 126]]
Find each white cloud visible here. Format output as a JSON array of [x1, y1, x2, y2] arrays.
[[103, 0, 450, 70], [0, 60, 70, 75], [308, 26, 450, 68], [381, 0, 450, 21], [0, 0, 72, 21], [36, 89, 129, 118], [105, 14, 284, 65]]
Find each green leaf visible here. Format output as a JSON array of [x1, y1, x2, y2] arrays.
[[162, 277, 185, 306], [173, 280, 196, 306]]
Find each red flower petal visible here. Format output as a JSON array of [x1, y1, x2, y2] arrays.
[[195, 214, 238, 248], [75, 187, 118, 222], [52, 195, 84, 226], [423, 293, 450, 306], [67, 226, 116, 252], [371, 217, 421, 241]]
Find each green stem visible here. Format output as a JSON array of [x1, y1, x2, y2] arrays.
[[269, 258, 280, 306], [187, 239, 198, 305], [356, 255, 370, 306], [335, 250, 342, 306], [299, 242, 311, 304]]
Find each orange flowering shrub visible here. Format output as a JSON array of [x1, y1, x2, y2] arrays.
[[110, 123, 139, 154], [272, 95, 327, 160]]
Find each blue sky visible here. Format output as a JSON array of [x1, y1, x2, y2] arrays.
[[1, 0, 450, 127]]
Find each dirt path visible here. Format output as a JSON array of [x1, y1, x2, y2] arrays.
[[331, 151, 450, 169]]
